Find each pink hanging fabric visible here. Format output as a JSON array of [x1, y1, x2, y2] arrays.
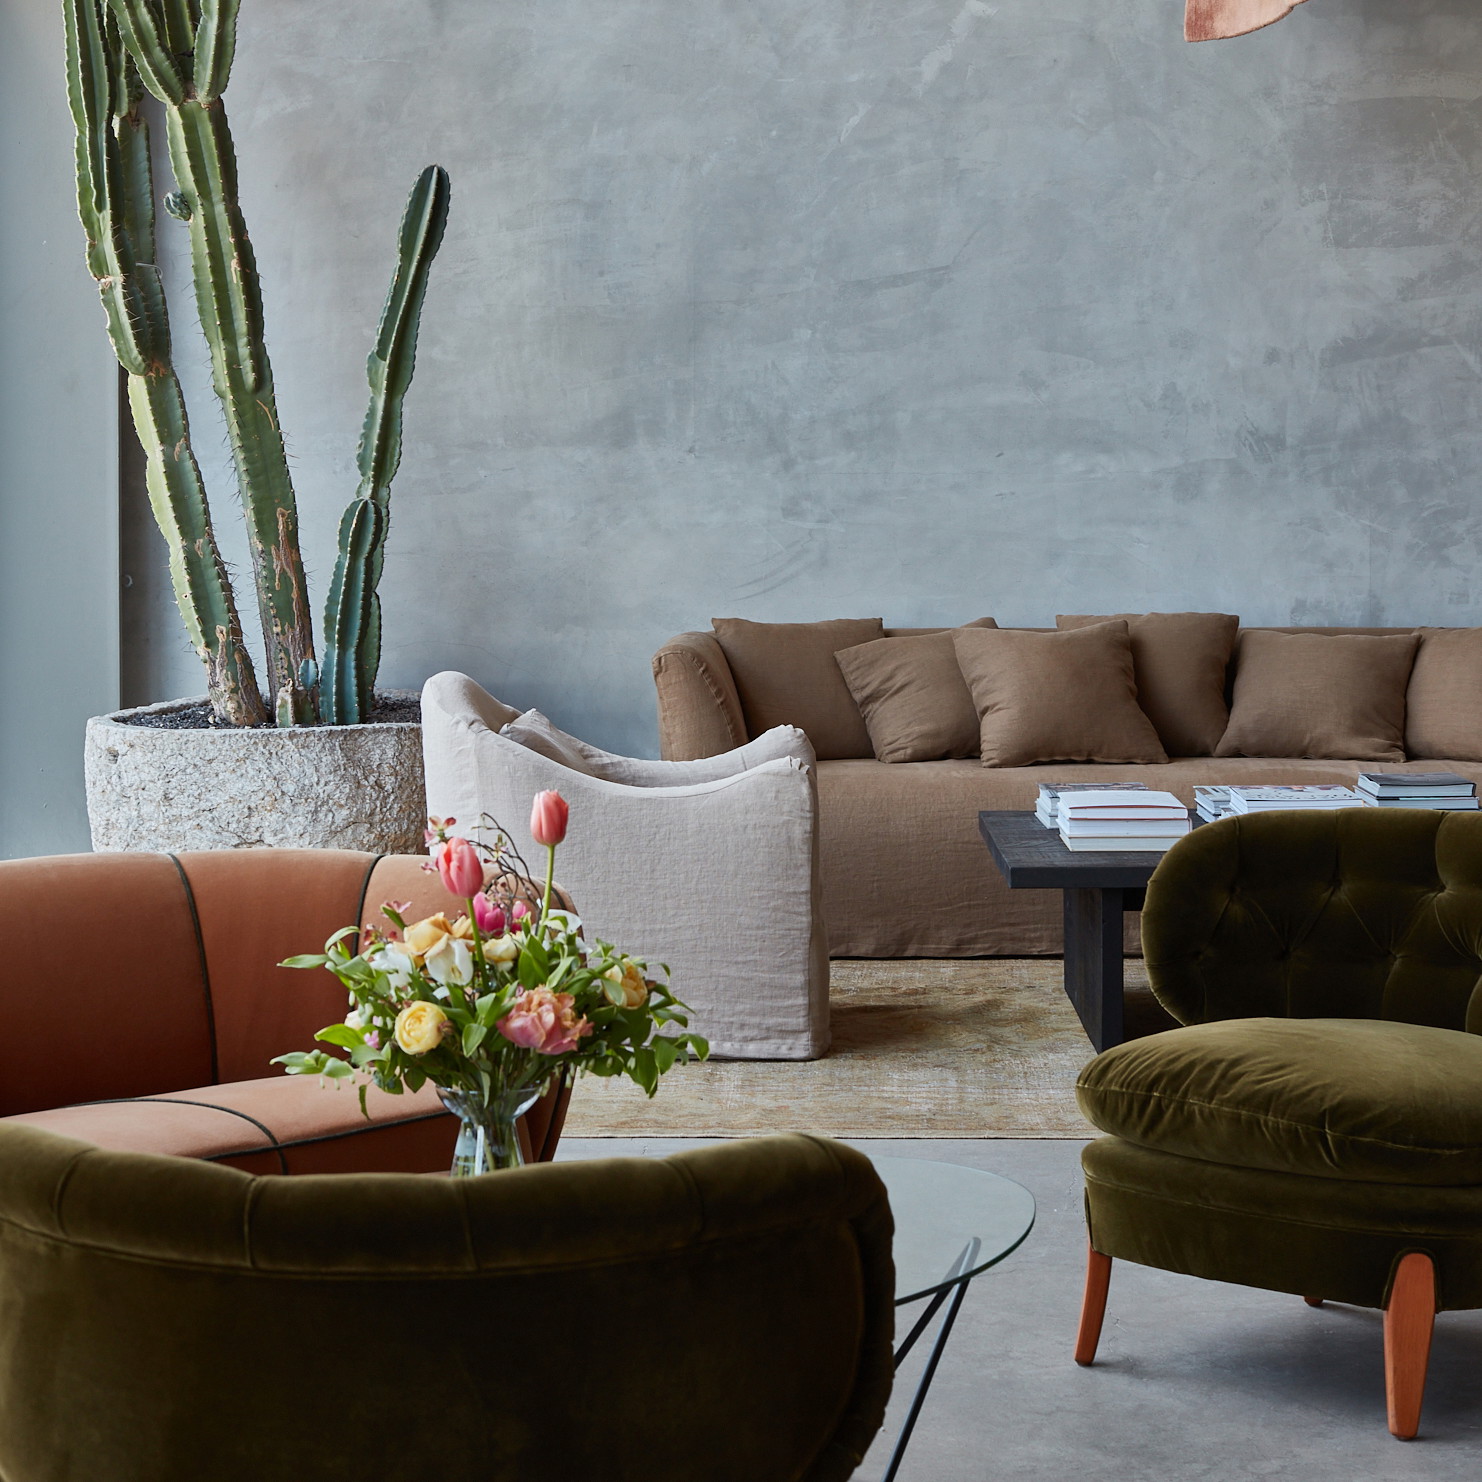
[[1185, 0, 1309, 41]]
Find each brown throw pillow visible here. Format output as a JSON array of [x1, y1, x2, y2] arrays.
[[1215, 630, 1420, 762], [952, 622, 1168, 768], [1056, 612, 1238, 756], [711, 617, 884, 760], [835, 619, 998, 763], [1406, 628, 1482, 761]]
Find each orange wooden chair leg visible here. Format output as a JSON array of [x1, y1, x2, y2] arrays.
[[1384, 1252, 1436, 1441], [1075, 1244, 1113, 1365]]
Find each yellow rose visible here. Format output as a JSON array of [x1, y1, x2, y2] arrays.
[[394, 1001, 449, 1055], [604, 960, 649, 1009], [403, 914, 454, 958], [450, 915, 477, 941], [482, 934, 518, 964]]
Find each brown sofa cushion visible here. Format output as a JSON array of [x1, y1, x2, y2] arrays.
[[1215, 630, 1420, 762], [952, 622, 1168, 767], [1406, 628, 1482, 762], [834, 619, 998, 763], [1056, 612, 1238, 756], [712, 617, 884, 760]]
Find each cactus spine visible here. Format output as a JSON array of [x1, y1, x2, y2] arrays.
[[321, 165, 451, 724], [64, 0, 267, 727], [67, 0, 446, 727]]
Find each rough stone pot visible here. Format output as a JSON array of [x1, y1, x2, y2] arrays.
[[84, 693, 426, 853]]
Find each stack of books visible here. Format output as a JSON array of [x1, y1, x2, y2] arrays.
[[1057, 790, 1191, 852], [1356, 772, 1480, 810], [1194, 785, 1235, 823], [1035, 780, 1148, 828], [1226, 785, 1362, 814]]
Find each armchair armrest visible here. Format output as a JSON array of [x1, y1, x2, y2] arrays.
[[652, 631, 747, 760]]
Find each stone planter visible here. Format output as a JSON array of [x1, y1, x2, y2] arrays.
[[84, 693, 426, 854]]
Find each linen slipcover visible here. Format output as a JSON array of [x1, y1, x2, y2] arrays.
[[422, 671, 830, 1059]]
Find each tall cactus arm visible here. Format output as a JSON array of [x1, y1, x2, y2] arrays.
[[319, 165, 450, 725], [192, 0, 238, 102], [104, 0, 185, 104], [66, 0, 267, 726], [358, 165, 451, 515], [319, 500, 386, 725], [162, 99, 318, 725]]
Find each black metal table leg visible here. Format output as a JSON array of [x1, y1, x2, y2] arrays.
[[1063, 886, 1126, 1051], [882, 1237, 982, 1482]]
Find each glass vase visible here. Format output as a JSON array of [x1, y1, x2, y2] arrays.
[[438, 1084, 544, 1176]]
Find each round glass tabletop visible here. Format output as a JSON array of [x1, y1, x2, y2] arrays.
[[869, 1155, 1036, 1305]]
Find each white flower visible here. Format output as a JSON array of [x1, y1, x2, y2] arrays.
[[376, 944, 416, 990], [344, 1004, 370, 1031], [424, 935, 475, 987], [482, 933, 518, 964]]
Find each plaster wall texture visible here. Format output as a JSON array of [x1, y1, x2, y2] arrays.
[[125, 0, 1482, 759], [1, 0, 118, 856]]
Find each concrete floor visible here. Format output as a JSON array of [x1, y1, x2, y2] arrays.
[[557, 1137, 1482, 1482]]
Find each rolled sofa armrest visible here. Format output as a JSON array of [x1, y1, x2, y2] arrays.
[[652, 631, 747, 760]]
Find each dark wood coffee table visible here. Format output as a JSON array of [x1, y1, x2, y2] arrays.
[[978, 809, 1184, 1051]]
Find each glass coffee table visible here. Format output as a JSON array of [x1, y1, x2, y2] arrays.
[[870, 1156, 1035, 1481]]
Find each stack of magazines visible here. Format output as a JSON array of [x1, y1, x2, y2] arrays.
[[1226, 785, 1361, 814], [1356, 772, 1479, 810], [1057, 790, 1191, 852], [1035, 780, 1148, 828]]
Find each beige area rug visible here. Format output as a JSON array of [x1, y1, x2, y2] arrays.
[[562, 959, 1163, 1140]]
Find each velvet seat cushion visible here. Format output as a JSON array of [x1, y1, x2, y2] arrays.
[[1077, 1018, 1482, 1186], [6, 1077, 457, 1176]]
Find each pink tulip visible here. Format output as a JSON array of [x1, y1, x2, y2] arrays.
[[497, 986, 592, 1056], [437, 836, 484, 898], [472, 893, 507, 936], [511, 900, 532, 928], [530, 791, 569, 848]]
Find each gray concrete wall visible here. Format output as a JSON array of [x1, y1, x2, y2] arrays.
[[0, 0, 119, 857], [117, 0, 1482, 756]]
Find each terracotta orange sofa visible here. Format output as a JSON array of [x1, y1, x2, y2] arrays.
[[3, 851, 569, 1171]]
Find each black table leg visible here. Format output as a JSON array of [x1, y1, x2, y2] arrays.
[[883, 1238, 981, 1482], [1063, 887, 1125, 1052]]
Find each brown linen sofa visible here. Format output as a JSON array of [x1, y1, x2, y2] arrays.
[[1, 851, 569, 1170], [654, 623, 1482, 957]]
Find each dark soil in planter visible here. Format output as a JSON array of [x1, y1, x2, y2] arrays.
[[121, 694, 423, 730]]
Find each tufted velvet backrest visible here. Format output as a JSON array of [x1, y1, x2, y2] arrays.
[[0, 1129, 894, 1482], [1142, 810, 1482, 1032]]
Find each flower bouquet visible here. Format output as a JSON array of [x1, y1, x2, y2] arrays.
[[273, 792, 708, 1174]]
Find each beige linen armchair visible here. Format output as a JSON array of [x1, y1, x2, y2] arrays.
[[421, 672, 829, 1059]]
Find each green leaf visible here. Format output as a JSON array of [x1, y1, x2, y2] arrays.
[[653, 1036, 677, 1074], [280, 953, 329, 970], [315, 1023, 366, 1049], [462, 1022, 489, 1055]]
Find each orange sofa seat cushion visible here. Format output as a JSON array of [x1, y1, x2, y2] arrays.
[[7, 1077, 456, 1177]]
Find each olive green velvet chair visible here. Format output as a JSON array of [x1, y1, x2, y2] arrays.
[[0, 1128, 893, 1482], [1073, 809, 1482, 1440]]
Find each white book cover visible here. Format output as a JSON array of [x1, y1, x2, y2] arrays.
[[1363, 797, 1480, 810], [1061, 818, 1193, 836], [1357, 771, 1472, 795], [1059, 833, 1185, 852], [1228, 786, 1361, 813], [1059, 789, 1182, 810]]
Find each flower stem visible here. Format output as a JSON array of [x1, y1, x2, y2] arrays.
[[539, 843, 556, 927]]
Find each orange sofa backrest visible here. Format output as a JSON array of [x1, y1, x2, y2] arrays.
[[0, 851, 467, 1114]]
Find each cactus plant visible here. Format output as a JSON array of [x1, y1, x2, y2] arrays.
[[64, 0, 448, 727]]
